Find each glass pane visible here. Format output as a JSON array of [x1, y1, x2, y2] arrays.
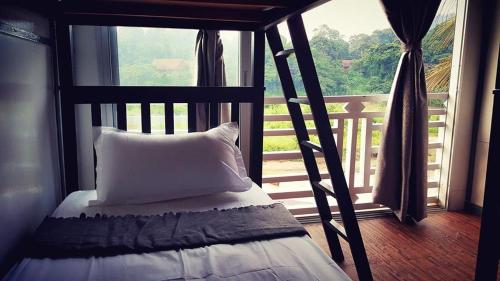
[[423, 0, 458, 93], [117, 27, 197, 86], [150, 103, 165, 134], [262, 0, 459, 212], [126, 103, 141, 132], [174, 103, 188, 134], [220, 31, 240, 86], [117, 27, 239, 86]]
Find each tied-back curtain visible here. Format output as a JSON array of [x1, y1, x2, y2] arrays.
[[195, 30, 228, 131], [373, 0, 441, 222]]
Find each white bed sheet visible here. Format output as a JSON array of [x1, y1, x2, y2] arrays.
[[4, 184, 351, 281]]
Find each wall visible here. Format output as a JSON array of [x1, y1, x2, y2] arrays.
[[0, 6, 61, 275], [469, 1, 500, 208]]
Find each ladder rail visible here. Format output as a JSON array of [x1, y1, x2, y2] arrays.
[[287, 15, 373, 281], [266, 26, 345, 263]]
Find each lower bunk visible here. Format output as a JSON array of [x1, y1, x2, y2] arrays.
[[3, 185, 351, 281]]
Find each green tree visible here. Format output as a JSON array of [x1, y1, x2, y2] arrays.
[[349, 34, 375, 59], [310, 25, 350, 61], [351, 42, 400, 93]]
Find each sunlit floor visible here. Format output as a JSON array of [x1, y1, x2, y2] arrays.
[[305, 212, 498, 281]]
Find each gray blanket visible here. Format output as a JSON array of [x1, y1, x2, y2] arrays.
[[28, 203, 307, 258]]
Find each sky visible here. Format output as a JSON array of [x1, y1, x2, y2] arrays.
[[278, 0, 391, 40]]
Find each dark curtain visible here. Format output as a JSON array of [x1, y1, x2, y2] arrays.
[[195, 30, 228, 131], [372, 0, 441, 222]]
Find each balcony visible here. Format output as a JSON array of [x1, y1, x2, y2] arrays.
[[262, 93, 448, 216]]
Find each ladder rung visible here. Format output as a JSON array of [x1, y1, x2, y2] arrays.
[[275, 49, 295, 58], [288, 98, 310, 105], [324, 219, 348, 241], [312, 181, 335, 198], [301, 140, 323, 153]]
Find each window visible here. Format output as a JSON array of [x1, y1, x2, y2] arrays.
[[262, 0, 460, 215], [116, 27, 239, 133]]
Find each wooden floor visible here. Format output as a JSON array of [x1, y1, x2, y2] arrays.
[[305, 211, 499, 281]]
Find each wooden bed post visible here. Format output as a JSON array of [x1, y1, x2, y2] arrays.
[[249, 30, 265, 186], [54, 20, 79, 196]]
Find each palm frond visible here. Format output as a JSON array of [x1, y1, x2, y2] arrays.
[[426, 56, 452, 91]]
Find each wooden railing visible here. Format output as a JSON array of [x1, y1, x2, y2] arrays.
[[261, 93, 448, 215]]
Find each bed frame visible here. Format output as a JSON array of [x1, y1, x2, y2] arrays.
[[53, 1, 373, 281], [55, 0, 331, 194]]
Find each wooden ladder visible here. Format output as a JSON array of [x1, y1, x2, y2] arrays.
[[266, 15, 373, 281]]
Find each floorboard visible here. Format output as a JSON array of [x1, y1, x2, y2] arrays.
[[305, 211, 500, 281]]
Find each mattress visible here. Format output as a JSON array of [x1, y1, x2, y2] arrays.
[[3, 184, 351, 281]]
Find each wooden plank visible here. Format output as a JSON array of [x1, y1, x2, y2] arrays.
[[265, 92, 448, 104], [268, 190, 313, 200], [336, 118, 344, 163], [345, 118, 359, 188], [263, 150, 322, 161], [164, 102, 174, 134], [360, 118, 372, 188], [248, 30, 265, 186], [312, 181, 336, 198], [141, 102, 151, 133], [300, 140, 323, 153], [275, 49, 295, 58], [262, 172, 329, 184], [68, 86, 261, 104], [264, 110, 446, 121], [307, 212, 493, 280], [264, 127, 337, 136], [326, 219, 348, 241]]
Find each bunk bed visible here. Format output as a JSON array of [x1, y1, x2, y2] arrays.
[[3, 1, 373, 280]]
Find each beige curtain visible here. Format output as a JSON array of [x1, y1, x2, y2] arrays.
[[195, 30, 228, 131], [372, 0, 441, 222]]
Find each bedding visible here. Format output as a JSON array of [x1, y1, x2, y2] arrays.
[[92, 122, 252, 206], [3, 185, 351, 281], [29, 204, 308, 259]]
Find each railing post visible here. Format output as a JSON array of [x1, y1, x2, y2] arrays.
[[360, 117, 373, 189], [344, 101, 364, 189], [336, 118, 344, 163]]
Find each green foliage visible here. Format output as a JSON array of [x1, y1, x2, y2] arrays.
[[117, 20, 454, 152]]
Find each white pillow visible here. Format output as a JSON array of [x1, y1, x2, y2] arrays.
[[90, 122, 252, 206]]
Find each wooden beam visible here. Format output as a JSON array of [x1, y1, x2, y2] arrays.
[[67, 86, 262, 104], [261, 0, 329, 30], [61, 2, 265, 23], [155, 0, 292, 8], [60, 13, 259, 31], [55, 21, 79, 195], [164, 102, 174, 134], [141, 102, 151, 133], [116, 102, 127, 130], [249, 30, 265, 186]]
